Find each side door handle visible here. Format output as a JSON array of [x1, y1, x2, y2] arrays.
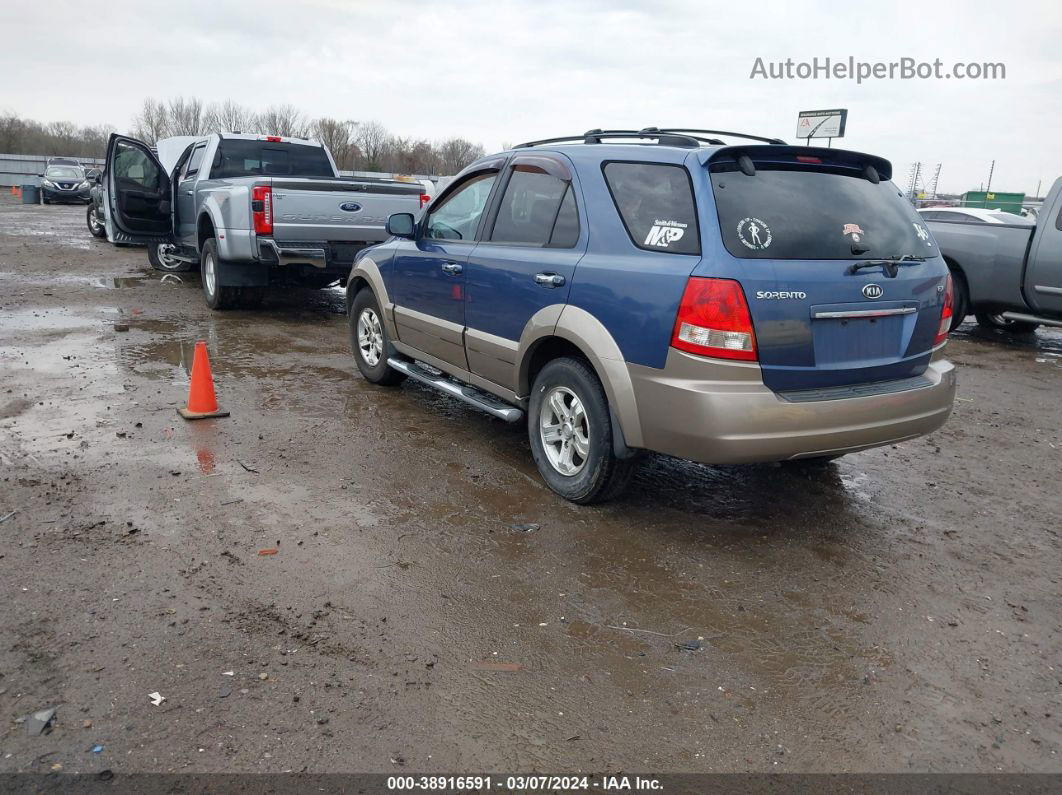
[[534, 272, 565, 288], [441, 261, 463, 275], [183, 190, 194, 195]]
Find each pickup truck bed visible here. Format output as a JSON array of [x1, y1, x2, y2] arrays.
[[926, 176, 1062, 333]]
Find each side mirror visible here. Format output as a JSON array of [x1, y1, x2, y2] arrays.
[[93, 172, 103, 184], [386, 212, 416, 239]]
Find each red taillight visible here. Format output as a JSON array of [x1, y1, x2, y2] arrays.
[[264, 135, 282, 142], [796, 155, 822, 163], [251, 185, 273, 235], [671, 278, 757, 361], [419, 193, 431, 208], [934, 273, 954, 346]]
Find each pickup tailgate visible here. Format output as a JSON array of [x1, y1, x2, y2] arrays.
[[268, 178, 423, 244]]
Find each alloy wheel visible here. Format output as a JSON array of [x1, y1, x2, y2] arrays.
[[539, 386, 590, 476], [357, 308, 383, 367]]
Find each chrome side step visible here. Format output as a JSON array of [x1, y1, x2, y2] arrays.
[[1001, 311, 1062, 329], [386, 358, 524, 423]]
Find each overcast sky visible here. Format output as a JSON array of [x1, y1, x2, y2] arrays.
[[5, 0, 1061, 194]]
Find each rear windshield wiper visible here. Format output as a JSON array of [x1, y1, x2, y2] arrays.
[[848, 254, 927, 277]]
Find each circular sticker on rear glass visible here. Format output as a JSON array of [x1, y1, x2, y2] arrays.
[[737, 217, 772, 250]]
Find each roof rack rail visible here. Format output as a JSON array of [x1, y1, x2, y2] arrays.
[[514, 128, 786, 149], [647, 127, 787, 145], [515, 129, 702, 148]]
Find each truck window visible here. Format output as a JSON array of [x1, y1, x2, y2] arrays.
[[490, 167, 578, 248], [183, 145, 206, 180], [602, 162, 700, 255], [211, 140, 334, 178], [710, 162, 933, 260]]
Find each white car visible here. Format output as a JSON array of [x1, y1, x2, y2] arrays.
[[918, 207, 1032, 225]]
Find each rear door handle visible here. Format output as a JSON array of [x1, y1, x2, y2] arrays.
[[183, 190, 194, 195], [534, 272, 565, 288], [441, 262, 462, 275]]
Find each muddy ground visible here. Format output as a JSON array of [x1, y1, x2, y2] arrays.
[[0, 196, 1059, 775]]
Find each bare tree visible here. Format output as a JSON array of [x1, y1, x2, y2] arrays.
[[255, 104, 309, 138], [166, 96, 206, 136], [436, 137, 485, 175], [312, 118, 358, 170], [355, 120, 389, 171], [131, 98, 169, 145], [205, 100, 254, 134]]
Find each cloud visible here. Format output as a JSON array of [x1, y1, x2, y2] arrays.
[[4, 0, 1061, 192]]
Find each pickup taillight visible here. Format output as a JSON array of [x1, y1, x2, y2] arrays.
[[419, 193, 431, 208], [251, 186, 273, 236]]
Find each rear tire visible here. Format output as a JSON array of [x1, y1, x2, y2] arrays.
[[528, 357, 636, 504], [974, 311, 1039, 334], [201, 239, 242, 311], [148, 242, 193, 272], [948, 267, 969, 332], [350, 288, 406, 385], [86, 205, 106, 238]]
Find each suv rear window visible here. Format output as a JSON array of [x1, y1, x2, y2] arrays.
[[602, 162, 700, 255], [212, 140, 334, 178], [710, 163, 933, 260]]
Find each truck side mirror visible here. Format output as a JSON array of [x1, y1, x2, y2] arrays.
[[386, 213, 416, 239]]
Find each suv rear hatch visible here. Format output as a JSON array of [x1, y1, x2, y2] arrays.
[[698, 147, 948, 392]]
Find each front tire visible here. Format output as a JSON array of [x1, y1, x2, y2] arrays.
[[148, 242, 193, 272], [350, 288, 406, 385], [201, 239, 242, 310], [86, 205, 106, 238], [528, 357, 636, 504], [975, 311, 1040, 335]]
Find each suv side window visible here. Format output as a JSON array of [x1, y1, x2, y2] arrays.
[[490, 166, 579, 247], [602, 162, 700, 255], [1055, 203, 1062, 232], [425, 172, 497, 241]]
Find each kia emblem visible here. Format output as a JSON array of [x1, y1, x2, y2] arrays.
[[862, 283, 883, 299]]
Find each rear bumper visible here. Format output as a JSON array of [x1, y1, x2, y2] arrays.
[[257, 238, 373, 273], [259, 238, 327, 269], [627, 349, 956, 464]]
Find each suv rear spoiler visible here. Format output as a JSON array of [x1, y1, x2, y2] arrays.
[[700, 146, 892, 181]]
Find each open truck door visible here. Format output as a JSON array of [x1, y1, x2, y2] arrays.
[[103, 134, 172, 244]]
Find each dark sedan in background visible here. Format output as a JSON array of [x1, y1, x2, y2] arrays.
[[40, 164, 92, 204]]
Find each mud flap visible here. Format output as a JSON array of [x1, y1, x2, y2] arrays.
[[218, 261, 269, 287], [610, 407, 637, 459]]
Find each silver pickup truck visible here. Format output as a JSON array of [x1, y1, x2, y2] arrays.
[[925, 177, 1062, 334], [100, 132, 425, 309]]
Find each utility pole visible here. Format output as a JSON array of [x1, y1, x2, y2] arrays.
[[985, 160, 995, 196], [906, 162, 922, 201], [1035, 179, 1042, 199], [928, 164, 942, 199]]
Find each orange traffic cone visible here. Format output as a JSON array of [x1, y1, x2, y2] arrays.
[[12, 186, 21, 198], [178, 341, 230, 420], [9, 185, 16, 196]]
